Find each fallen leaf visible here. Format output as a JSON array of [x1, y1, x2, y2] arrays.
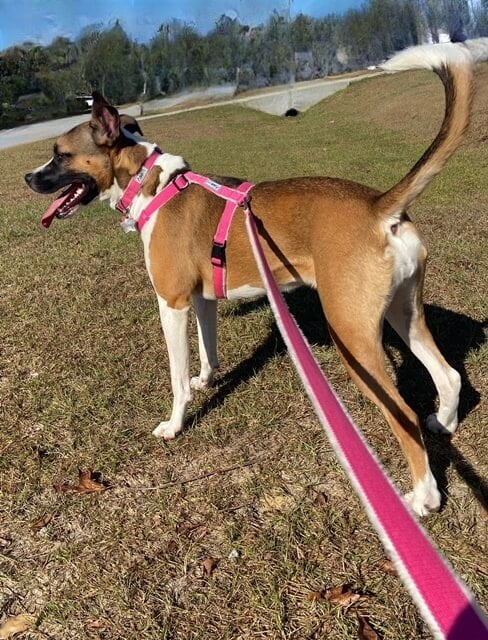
[[54, 470, 109, 494], [167, 540, 179, 554], [32, 513, 53, 532], [85, 619, 106, 631], [326, 584, 361, 607], [176, 520, 209, 540], [177, 520, 201, 534], [380, 559, 397, 575], [357, 614, 380, 639], [192, 526, 209, 541], [308, 590, 325, 602], [0, 614, 35, 639], [202, 556, 219, 576], [313, 491, 329, 507]]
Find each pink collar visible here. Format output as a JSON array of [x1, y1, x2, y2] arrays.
[[116, 147, 162, 215]]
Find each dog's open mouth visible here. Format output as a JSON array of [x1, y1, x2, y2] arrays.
[[41, 181, 93, 228]]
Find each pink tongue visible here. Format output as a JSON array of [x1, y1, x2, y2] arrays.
[[41, 189, 73, 228]]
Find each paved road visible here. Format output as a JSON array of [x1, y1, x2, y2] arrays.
[[0, 74, 377, 150]]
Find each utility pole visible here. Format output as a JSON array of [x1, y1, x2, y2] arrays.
[[287, 0, 294, 111]]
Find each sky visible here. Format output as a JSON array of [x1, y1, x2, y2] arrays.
[[0, 0, 361, 50]]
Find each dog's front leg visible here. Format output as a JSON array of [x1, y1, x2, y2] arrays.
[[191, 294, 219, 390], [153, 296, 191, 440]]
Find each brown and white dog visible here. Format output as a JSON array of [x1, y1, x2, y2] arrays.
[[25, 41, 488, 516]]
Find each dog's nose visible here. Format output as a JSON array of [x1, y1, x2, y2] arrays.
[[25, 172, 33, 185]]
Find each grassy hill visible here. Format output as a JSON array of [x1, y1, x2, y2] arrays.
[[0, 66, 486, 639]]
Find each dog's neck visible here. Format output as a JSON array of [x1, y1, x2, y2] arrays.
[[99, 129, 188, 218]]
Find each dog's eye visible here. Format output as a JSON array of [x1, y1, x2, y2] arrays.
[[54, 151, 72, 162]]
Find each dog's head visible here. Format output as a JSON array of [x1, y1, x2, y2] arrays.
[[25, 92, 145, 227]]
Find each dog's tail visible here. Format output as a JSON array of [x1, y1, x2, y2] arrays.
[[375, 38, 488, 220]]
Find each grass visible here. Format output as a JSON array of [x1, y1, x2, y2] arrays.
[[0, 66, 487, 639]]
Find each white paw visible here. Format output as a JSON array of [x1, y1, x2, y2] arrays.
[[153, 421, 180, 440], [426, 413, 458, 435], [405, 474, 441, 516], [190, 376, 212, 391]]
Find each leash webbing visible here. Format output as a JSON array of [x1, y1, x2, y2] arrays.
[[243, 207, 488, 640]]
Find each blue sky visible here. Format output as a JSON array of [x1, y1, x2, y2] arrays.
[[0, 0, 360, 50]]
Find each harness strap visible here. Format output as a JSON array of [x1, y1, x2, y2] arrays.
[[134, 170, 254, 299], [211, 181, 254, 299], [136, 173, 189, 232]]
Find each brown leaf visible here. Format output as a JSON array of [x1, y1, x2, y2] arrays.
[[85, 619, 107, 631], [0, 614, 35, 639], [176, 520, 209, 540], [380, 559, 397, 575], [357, 614, 380, 640], [54, 470, 108, 494], [308, 590, 325, 602], [167, 540, 179, 554], [326, 585, 361, 607], [177, 520, 201, 535], [202, 556, 219, 576], [313, 492, 329, 507], [32, 512, 53, 532]]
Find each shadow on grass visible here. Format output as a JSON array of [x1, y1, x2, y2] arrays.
[[188, 287, 487, 509], [383, 306, 487, 511], [188, 288, 330, 427]]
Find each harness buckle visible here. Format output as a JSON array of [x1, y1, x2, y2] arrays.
[[237, 194, 251, 208], [174, 173, 190, 191], [211, 241, 226, 267], [115, 201, 129, 215]]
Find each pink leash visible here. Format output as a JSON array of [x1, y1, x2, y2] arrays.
[[244, 206, 488, 640], [117, 159, 488, 639]]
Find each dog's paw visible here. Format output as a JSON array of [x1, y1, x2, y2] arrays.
[[190, 376, 212, 391], [153, 421, 180, 440], [405, 474, 441, 517], [426, 413, 458, 435]]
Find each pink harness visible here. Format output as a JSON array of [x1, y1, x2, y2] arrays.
[[116, 148, 253, 299]]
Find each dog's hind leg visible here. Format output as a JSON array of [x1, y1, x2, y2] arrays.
[[318, 281, 440, 516], [191, 294, 219, 390], [386, 274, 461, 435], [153, 295, 192, 440]]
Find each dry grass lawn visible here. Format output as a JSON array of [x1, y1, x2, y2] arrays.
[[0, 66, 487, 639]]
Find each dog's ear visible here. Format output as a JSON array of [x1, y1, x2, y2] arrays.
[[120, 114, 144, 137], [90, 91, 120, 146]]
